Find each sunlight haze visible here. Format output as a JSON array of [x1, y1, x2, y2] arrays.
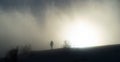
[[0, 0, 120, 57]]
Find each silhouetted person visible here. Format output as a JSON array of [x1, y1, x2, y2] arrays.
[[50, 41, 54, 49]]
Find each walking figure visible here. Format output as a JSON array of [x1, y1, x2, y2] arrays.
[[50, 41, 54, 49]]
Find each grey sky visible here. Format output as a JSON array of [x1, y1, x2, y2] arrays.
[[0, 0, 120, 57]]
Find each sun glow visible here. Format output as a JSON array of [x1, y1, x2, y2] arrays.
[[63, 20, 102, 48]]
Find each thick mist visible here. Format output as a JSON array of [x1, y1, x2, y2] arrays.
[[0, 0, 120, 57]]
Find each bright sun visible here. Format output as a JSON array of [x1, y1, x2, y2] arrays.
[[63, 20, 102, 48]]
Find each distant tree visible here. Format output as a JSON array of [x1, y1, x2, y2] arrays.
[[63, 40, 70, 48], [20, 44, 31, 54], [50, 40, 54, 49], [5, 47, 19, 62]]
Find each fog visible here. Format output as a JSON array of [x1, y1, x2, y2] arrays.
[[0, 0, 120, 57]]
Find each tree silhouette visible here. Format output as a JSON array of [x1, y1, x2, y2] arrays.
[[5, 47, 19, 62], [20, 44, 31, 54], [63, 40, 70, 48]]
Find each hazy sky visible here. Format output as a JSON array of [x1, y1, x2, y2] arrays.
[[0, 0, 120, 57]]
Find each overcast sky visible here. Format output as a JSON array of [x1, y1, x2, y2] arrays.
[[0, 0, 120, 57]]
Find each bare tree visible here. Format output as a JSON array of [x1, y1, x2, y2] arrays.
[[20, 44, 31, 54], [63, 40, 70, 48], [5, 47, 19, 62]]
